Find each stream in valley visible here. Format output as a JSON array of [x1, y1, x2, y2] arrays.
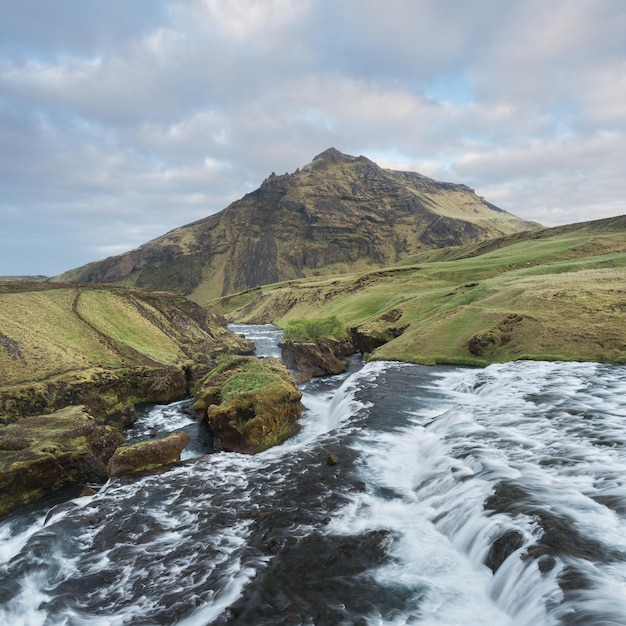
[[1, 324, 626, 625]]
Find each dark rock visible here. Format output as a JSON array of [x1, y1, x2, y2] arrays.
[[484, 529, 525, 573], [280, 338, 355, 380], [468, 332, 497, 357], [380, 308, 403, 323], [350, 326, 390, 354], [120, 404, 139, 429]]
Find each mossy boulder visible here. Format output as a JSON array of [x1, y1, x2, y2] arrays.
[[107, 431, 191, 477], [194, 355, 302, 453], [0, 405, 124, 517]]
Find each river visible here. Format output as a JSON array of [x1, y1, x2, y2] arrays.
[[1, 324, 626, 625]]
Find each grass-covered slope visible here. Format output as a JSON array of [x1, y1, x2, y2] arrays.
[[212, 215, 626, 365], [0, 282, 254, 421]]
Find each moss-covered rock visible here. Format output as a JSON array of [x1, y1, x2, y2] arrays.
[[107, 431, 191, 477], [194, 355, 302, 453], [0, 365, 192, 424], [0, 405, 124, 517]]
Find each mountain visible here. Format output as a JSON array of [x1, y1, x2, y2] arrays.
[[55, 148, 540, 304], [212, 214, 626, 365]]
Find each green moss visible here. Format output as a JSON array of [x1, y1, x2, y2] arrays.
[[221, 370, 281, 402]]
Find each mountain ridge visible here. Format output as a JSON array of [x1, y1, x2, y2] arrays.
[[54, 148, 540, 303]]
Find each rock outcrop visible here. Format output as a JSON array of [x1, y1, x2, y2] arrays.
[[280, 338, 355, 381], [0, 405, 124, 517], [193, 356, 302, 453], [107, 431, 191, 477], [350, 309, 410, 355], [54, 148, 540, 303], [1, 365, 190, 424]]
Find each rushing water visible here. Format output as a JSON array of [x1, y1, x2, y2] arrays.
[[1, 325, 626, 625]]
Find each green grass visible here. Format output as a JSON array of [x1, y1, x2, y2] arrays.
[[200, 355, 290, 402], [76, 290, 183, 364], [283, 316, 345, 341]]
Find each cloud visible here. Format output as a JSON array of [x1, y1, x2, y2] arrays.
[[0, 0, 625, 275]]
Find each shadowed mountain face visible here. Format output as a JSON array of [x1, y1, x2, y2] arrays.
[[55, 148, 540, 303]]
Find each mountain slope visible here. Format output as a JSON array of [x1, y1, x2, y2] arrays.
[[55, 148, 539, 303], [211, 215, 626, 365]]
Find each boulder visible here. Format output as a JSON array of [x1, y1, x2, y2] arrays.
[[0, 405, 124, 517], [194, 355, 302, 453], [280, 338, 355, 381], [120, 404, 139, 429], [107, 431, 191, 477], [484, 529, 525, 573]]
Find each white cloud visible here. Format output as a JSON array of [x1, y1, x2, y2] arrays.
[[0, 0, 625, 274], [174, 0, 311, 39]]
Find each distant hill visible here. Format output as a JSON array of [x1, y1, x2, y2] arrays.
[[212, 214, 626, 365], [54, 148, 539, 304]]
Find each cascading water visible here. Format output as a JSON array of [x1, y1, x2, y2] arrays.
[[1, 325, 625, 625]]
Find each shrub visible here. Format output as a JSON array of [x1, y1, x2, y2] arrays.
[[283, 316, 346, 342]]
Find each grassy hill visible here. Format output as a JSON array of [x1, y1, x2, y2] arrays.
[[0, 282, 253, 421], [54, 148, 538, 302], [211, 215, 626, 365]]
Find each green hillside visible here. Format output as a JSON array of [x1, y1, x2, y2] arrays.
[[0, 282, 253, 421], [211, 215, 626, 365]]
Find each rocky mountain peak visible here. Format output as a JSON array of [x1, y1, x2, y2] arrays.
[[308, 147, 374, 169], [312, 147, 349, 162], [55, 150, 541, 302]]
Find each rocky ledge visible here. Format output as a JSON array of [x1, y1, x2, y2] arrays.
[[349, 308, 409, 355], [0, 405, 124, 517], [193, 355, 303, 453], [0, 364, 201, 425]]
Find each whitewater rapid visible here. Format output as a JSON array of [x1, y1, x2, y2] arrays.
[[0, 325, 625, 625]]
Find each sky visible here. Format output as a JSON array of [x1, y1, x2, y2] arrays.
[[1, 0, 625, 276]]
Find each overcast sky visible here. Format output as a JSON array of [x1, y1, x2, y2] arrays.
[[1, 0, 625, 275]]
